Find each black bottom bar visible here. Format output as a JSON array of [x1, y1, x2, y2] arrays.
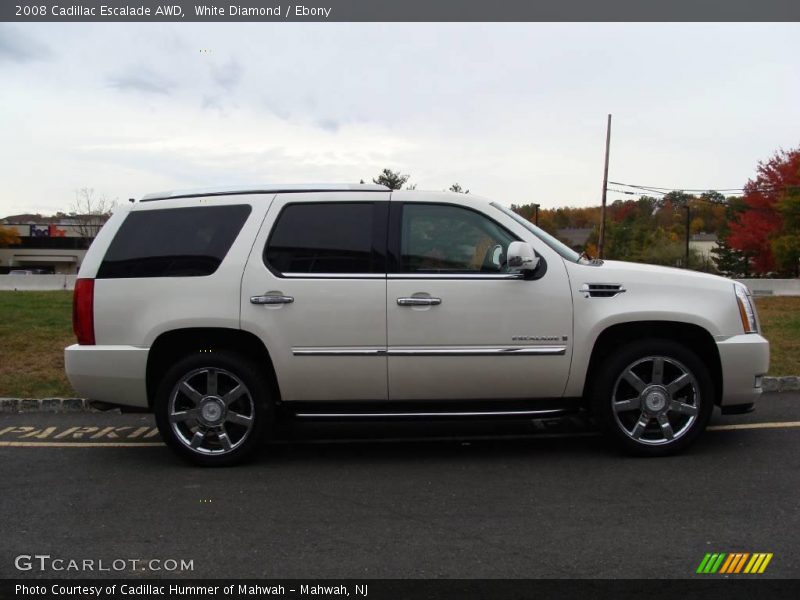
[[3, 579, 799, 600]]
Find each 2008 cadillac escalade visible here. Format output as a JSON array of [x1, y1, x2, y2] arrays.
[[64, 183, 769, 465]]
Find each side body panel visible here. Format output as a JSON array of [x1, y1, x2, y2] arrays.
[[563, 260, 769, 405], [386, 192, 574, 401], [240, 192, 390, 401], [90, 195, 271, 347]]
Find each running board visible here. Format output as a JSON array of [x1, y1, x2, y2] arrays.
[[282, 399, 584, 421]]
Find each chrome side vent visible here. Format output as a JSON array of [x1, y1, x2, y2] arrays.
[[579, 283, 626, 298]]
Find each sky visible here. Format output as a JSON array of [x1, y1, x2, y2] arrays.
[[1, 22, 799, 216]]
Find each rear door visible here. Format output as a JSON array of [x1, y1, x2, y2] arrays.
[[386, 197, 573, 401], [241, 192, 390, 402]]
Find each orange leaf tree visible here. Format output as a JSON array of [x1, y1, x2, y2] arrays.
[[0, 226, 21, 246]]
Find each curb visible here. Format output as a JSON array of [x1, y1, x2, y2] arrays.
[[762, 376, 800, 393], [0, 398, 93, 413], [2, 376, 799, 413]]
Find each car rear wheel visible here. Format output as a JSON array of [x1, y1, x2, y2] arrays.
[[591, 339, 714, 456], [154, 351, 272, 466]]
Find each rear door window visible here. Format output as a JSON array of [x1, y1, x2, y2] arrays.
[[97, 205, 251, 278], [264, 202, 385, 275]]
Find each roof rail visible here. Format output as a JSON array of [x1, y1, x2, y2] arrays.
[[140, 183, 390, 202]]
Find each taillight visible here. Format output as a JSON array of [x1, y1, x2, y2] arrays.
[[73, 278, 95, 345]]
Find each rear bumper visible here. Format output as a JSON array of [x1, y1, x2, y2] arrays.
[[64, 344, 150, 408], [716, 334, 769, 407]]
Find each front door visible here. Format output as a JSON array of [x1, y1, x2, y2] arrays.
[[386, 201, 573, 401]]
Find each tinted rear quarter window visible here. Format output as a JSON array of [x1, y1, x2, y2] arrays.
[[97, 205, 251, 278], [265, 203, 382, 274]]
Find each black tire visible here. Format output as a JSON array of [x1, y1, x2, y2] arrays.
[[590, 339, 714, 456], [154, 350, 273, 467]]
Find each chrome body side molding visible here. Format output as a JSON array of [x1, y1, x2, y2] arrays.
[[292, 346, 567, 357], [292, 348, 387, 357]]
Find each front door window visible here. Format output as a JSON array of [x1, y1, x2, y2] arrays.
[[400, 204, 516, 274]]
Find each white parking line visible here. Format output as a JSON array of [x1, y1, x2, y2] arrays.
[[707, 421, 800, 431]]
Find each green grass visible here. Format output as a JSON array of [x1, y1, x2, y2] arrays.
[[0, 291, 75, 398], [754, 296, 800, 377], [0, 291, 797, 398]]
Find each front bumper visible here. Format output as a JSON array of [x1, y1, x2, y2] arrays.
[[716, 334, 770, 407], [64, 344, 150, 408]]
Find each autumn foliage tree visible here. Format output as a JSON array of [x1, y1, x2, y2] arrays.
[[0, 226, 21, 246], [512, 196, 715, 269], [726, 147, 800, 276]]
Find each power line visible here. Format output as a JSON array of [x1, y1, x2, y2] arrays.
[[605, 188, 646, 195], [609, 181, 745, 193], [609, 180, 800, 195], [601, 190, 800, 215]]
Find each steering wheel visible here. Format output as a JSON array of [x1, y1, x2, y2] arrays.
[[481, 244, 505, 272]]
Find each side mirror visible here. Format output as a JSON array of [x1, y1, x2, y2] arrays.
[[507, 241, 541, 276]]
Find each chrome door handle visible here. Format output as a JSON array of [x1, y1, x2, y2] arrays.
[[397, 297, 442, 306], [250, 294, 294, 305]]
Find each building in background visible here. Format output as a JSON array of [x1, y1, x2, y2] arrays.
[[0, 214, 108, 274], [689, 233, 719, 269]]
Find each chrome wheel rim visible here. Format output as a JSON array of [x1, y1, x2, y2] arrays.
[[611, 356, 700, 446], [168, 367, 255, 455]]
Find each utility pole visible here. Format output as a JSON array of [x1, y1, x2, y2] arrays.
[[685, 204, 691, 269], [533, 203, 540, 226], [598, 114, 612, 259]]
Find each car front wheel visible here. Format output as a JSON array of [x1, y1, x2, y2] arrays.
[[591, 339, 714, 456]]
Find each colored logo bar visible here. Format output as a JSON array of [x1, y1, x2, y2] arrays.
[[697, 553, 773, 574]]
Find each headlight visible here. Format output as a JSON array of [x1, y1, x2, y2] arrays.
[[734, 283, 758, 334]]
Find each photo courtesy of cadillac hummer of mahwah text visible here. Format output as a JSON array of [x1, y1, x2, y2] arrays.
[[64, 183, 769, 466]]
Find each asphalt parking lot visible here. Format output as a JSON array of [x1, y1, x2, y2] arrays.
[[1, 392, 798, 580]]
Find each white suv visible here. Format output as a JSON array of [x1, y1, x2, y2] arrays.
[[65, 184, 769, 465]]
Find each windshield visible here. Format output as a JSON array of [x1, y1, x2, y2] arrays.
[[491, 202, 582, 263]]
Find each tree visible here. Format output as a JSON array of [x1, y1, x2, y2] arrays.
[[510, 203, 538, 221], [712, 196, 749, 277], [372, 169, 410, 191], [636, 226, 704, 268], [0, 226, 21, 246], [71, 188, 116, 247], [772, 184, 800, 275], [448, 183, 469, 194], [662, 190, 692, 206], [727, 147, 800, 275], [771, 235, 800, 277], [712, 238, 748, 277], [510, 193, 734, 270]]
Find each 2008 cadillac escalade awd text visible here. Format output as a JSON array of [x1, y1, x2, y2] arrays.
[[64, 184, 769, 465]]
